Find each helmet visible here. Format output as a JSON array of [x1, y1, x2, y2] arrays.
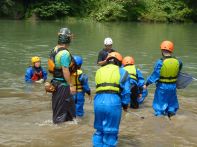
[[73, 55, 83, 67], [58, 27, 72, 44], [122, 56, 135, 66], [107, 52, 123, 62], [31, 56, 40, 64], [160, 40, 174, 52], [104, 37, 113, 45]]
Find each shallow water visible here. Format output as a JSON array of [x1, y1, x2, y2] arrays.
[[0, 20, 197, 147]]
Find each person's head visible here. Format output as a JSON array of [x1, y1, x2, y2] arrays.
[[106, 52, 123, 67], [160, 40, 174, 56], [73, 55, 83, 69], [58, 28, 72, 45], [122, 56, 135, 67], [104, 37, 113, 50], [31, 56, 41, 68]]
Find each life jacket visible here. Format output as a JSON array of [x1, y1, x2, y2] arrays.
[[31, 67, 43, 81], [71, 70, 83, 92], [95, 64, 120, 93], [123, 65, 137, 81], [159, 57, 180, 83], [48, 46, 77, 79]]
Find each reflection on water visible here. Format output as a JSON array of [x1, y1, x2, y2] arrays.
[[0, 20, 197, 146]]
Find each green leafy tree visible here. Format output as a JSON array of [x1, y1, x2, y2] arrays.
[[33, 1, 70, 19]]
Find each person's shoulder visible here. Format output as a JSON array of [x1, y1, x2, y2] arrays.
[[26, 66, 33, 73]]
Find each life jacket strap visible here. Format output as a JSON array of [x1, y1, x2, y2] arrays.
[[96, 83, 120, 88]]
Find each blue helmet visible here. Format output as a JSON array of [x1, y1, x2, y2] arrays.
[[73, 55, 83, 67]]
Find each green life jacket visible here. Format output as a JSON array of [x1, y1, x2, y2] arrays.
[[159, 57, 180, 83], [124, 65, 137, 81], [95, 64, 120, 93]]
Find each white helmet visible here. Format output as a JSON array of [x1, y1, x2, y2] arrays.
[[104, 37, 113, 45]]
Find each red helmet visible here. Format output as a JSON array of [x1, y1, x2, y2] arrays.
[[160, 40, 174, 52], [107, 52, 123, 62], [122, 56, 135, 66]]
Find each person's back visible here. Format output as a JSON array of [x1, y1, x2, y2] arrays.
[[122, 56, 145, 108], [145, 40, 182, 118], [93, 52, 131, 147]]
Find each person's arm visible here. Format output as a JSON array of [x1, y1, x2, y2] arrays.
[[62, 67, 71, 84], [136, 69, 145, 94], [60, 51, 72, 85], [42, 68, 48, 81], [79, 73, 91, 95], [25, 67, 33, 83], [97, 50, 107, 66], [145, 59, 163, 87], [79, 73, 92, 102], [119, 68, 131, 111]]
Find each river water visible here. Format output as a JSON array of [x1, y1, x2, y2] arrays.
[[0, 20, 197, 147]]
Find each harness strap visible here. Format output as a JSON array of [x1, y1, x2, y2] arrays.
[[96, 83, 120, 88]]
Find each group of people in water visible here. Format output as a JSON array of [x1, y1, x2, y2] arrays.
[[25, 27, 182, 147]]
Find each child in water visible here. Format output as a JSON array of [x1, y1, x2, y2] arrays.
[[71, 55, 92, 117], [25, 56, 47, 83]]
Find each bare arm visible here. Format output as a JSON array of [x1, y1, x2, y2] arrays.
[[62, 66, 71, 85], [97, 60, 107, 66]]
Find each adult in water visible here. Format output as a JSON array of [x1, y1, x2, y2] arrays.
[[48, 28, 76, 124], [93, 52, 131, 146], [25, 56, 47, 83], [97, 37, 115, 66], [145, 40, 182, 118]]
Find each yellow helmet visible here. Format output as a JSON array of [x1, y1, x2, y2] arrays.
[[31, 56, 41, 64]]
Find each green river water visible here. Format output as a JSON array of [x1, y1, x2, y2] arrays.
[[0, 20, 197, 147]]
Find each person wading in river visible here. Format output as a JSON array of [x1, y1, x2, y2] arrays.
[[25, 56, 47, 83], [145, 40, 182, 118], [122, 56, 146, 109], [97, 37, 115, 66], [93, 52, 131, 146], [48, 28, 77, 124]]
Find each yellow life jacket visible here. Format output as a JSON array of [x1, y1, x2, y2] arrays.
[[123, 65, 137, 80], [95, 64, 120, 93], [159, 57, 180, 83], [71, 70, 83, 92]]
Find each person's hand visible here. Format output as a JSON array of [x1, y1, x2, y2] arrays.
[[138, 94, 142, 98], [35, 79, 44, 84], [88, 95, 92, 103], [122, 104, 128, 112]]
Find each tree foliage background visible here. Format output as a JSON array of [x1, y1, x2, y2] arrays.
[[0, 0, 197, 22]]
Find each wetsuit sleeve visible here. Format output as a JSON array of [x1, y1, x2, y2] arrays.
[[60, 51, 71, 68], [25, 67, 33, 83], [79, 73, 91, 95], [178, 59, 183, 71], [146, 59, 163, 86], [42, 67, 48, 81], [137, 69, 145, 88], [119, 68, 131, 105]]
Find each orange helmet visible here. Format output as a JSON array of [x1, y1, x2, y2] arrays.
[[160, 40, 174, 52], [107, 52, 123, 62], [122, 56, 135, 66]]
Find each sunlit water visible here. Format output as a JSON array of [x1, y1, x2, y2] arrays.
[[0, 20, 196, 147]]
